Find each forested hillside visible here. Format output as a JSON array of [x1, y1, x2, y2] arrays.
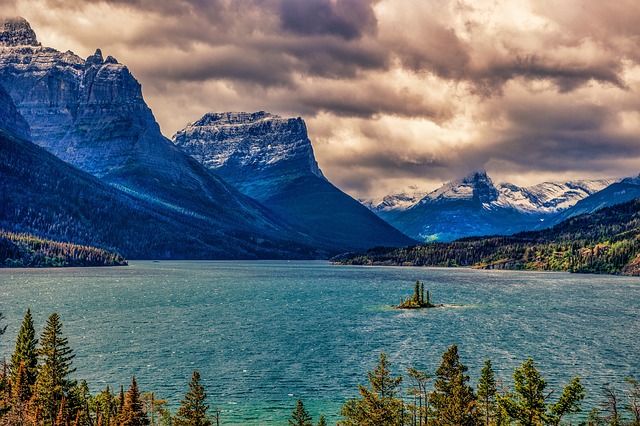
[[0, 231, 127, 267], [335, 198, 640, 275]]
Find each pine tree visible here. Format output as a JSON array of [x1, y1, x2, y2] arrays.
[[174, 370, 212, 426], [10, 308, 38, 395], [36, 312, 77, 426], [54, 396, 69, 426], [317, 414, 327, 426], [548, 376, 584, 425], [430, 344, 477, 426], [288, 399, 313, 426], [339, 353, 405, 425], [119, 377, 149, 426], [477, 360, 497, 426], [95, 385, 118, 426], [498, 358, 547, 426], [13, 361, 31, 404]]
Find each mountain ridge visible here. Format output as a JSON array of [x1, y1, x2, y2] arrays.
[[173, 111, 416, 252]]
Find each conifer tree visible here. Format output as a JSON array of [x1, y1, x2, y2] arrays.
[[477, 360, 497, 426], [54, 396, 69, 426], [119, 377, 149, 426], [430, 344, 477, 426], [317, 414, 327, 426], [10, 308, 38, 394], [36, 312, 77, 426], [0, 360, 10, 420], [339, 353, 405, 425], [13, 361, 31, 404], [288, 399, 313, 426], [95, 385, 118, 426], [174, 370, 212, 426]]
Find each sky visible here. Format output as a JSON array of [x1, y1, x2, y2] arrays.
[[4, 0, 640, 199]]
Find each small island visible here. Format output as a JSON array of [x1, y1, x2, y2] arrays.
[[397, 280, 443, 309]]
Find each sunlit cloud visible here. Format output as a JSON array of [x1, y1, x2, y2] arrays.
[[4, 0, 640, 198]]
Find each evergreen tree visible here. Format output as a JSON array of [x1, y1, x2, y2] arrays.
[[174, 370, 212, 426], [317, 414, 327, 426], [547, 376, 584, 425], [339, 353, 405, 426], [430, 344, 476, 426], [288, 399, 313, 426], [54, 396, 69, 426], [36, 312, 77, 426], [0, 359, 10, 420], [477, 360, 497, 426], [94, 385, 117, 426], [10, 308, 38, 394], [13, 361, 31, 404], [407, 367, 431, 426], [498, 358, 547, 426], [119, 377, 149, 426]]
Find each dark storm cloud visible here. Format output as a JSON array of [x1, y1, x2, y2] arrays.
[[279, 0, 378, 40], [10, 0, 640, 198]]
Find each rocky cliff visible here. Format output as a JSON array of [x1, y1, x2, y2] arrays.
[[0, 78, 29, 140], [0, 17, 324, 258], [173, 112, 415, 251]]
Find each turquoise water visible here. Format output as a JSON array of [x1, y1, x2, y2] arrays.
[[0, 261, 638, 424]]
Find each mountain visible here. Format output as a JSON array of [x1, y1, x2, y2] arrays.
[[360, 185, 429, 214], [0, 83, 318, 259], [173, 112, 415, 252], [366, 171, 617, 242], [335, 197, 640, 276], [0, 17, 328, 258], [545, 176, 640, 227]]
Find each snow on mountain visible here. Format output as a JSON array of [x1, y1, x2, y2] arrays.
[[173, 111, 416, 251], [173, 111, 324, 189], [364, 173, 618, 216], [361, 185, 429, 213]]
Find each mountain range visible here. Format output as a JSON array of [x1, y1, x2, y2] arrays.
[[172, 111, 413, 251], [0, 17, 412, 258], [363, 171, 640, 242]]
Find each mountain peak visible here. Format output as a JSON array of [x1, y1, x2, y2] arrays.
[[173, 111, 325, 192], [421, 170, 498, 205], [197, 111, 277, 126], [0, 17, 40, 47]]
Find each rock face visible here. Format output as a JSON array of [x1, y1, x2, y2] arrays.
[[173, 112, 415, 251], [373, 171, 619, 242], [0, 81, 29, 140], [0, 17, 323, 259], [174, 112, 325, 200]]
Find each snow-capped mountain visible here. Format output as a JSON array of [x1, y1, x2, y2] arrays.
[[173, 112, 415, 251], [368, 171, 621, 242], [361, 185, 429, 213], [0, 17, 332, 258], [174, 112, 325, 199]]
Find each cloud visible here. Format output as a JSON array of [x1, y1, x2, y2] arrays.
[[6, 0, 640, 198], [280, 0, 378, 40]]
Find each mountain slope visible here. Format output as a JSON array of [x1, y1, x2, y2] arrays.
[[369, 171, 617, 242], [0, 17, 325, 257], [0, 80, 318, 259], [173, 112, 415, 252], [335, 197, 640, 276], [545, 176, 640, 227]]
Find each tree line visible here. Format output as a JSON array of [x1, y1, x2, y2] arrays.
[[0, 230, 127, 267], [0, 310, 215, 426], [335, 198, 640, 276], [1, 311, 638, 425]]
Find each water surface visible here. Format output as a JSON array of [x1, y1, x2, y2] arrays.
[[1, 261, 638, 424]]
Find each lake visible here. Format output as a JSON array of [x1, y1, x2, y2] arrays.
[[0, 261, 638, 424]]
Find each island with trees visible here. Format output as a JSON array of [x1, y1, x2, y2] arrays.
[[397, 281, 442, 309]]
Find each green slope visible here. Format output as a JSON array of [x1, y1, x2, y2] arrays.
[[335, 197, 640, 275]]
